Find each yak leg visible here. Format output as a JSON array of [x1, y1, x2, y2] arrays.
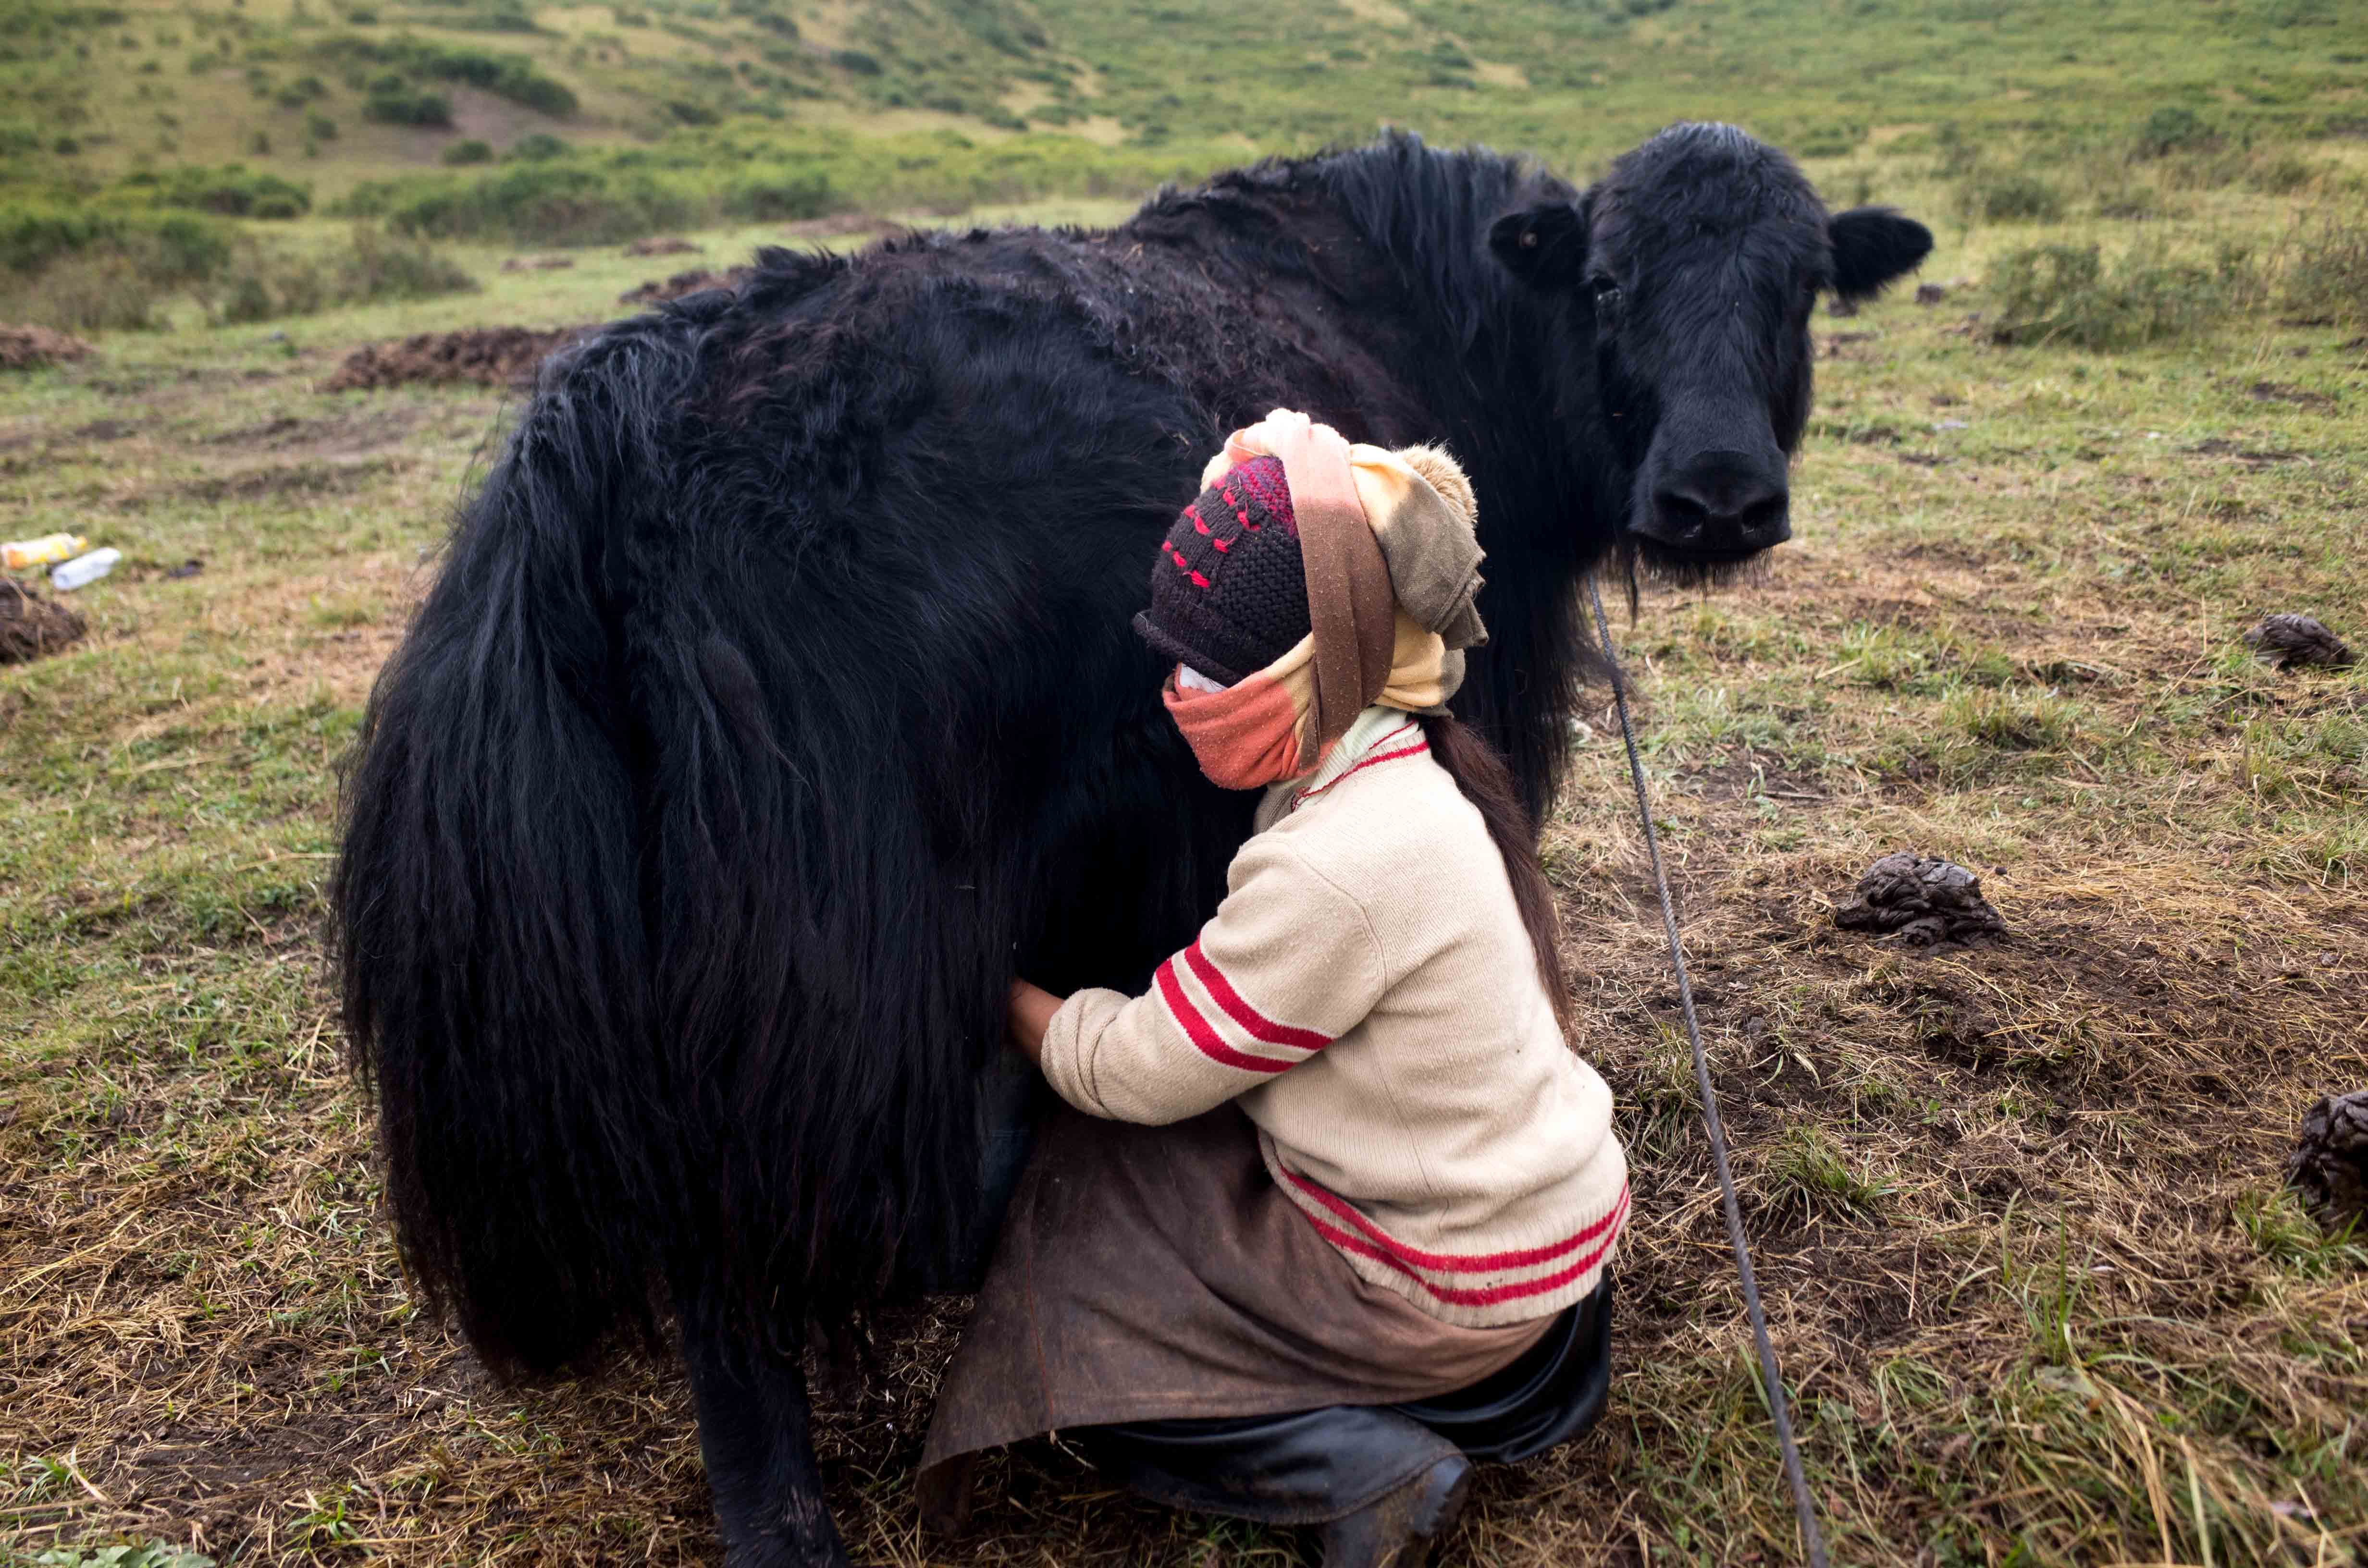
[[679, 1302, 851, 1568]]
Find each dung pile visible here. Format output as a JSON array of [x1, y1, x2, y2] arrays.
[[1834, 852, 2009, 947], [2244, 613, 2353, 670], [2286, 1091, 2368, 1229], [618, 267, 753, 306], [624, 235, 703, 257], [321, 326, 589, 392], [1, 325, 96, 371], [0, 577, 87, 664]]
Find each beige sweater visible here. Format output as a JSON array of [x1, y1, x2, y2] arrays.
[[1040, 707, 1630, 1327]]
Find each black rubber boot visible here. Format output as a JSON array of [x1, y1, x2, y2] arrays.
[[1317, 1451, 1472, 1568], [1076, 1404, 1465, 1532]]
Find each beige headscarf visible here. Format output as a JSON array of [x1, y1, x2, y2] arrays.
[[1162, 410, 1487, 786]]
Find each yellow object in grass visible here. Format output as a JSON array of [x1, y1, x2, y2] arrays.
[[3, 533, 88, 571]]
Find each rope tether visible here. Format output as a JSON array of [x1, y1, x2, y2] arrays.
[[1586, 576, 1831, 1568]]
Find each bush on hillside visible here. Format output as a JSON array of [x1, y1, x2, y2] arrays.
[[1988, 240, 2261, 349], [507, 131, 569, 160], [0, 203, 230, 279], [0, 251, 168, 331], [2137, 105, 2211, 158], [2282, 218, 2368, 326], [198, 223, 478, 324], [365, 86, 453, 125], [1958, 173, 2066, 224], [443, 138, 494, 164], [362, 163, 696, 245], [118, 163, 312, 219], [320, 34, 578, 116], [721, 170, 830, 220]]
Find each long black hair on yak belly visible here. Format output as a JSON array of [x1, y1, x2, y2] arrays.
[[335, 127, 1927, 1378]]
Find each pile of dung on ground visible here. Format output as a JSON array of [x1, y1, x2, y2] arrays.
[[0, 577, 87, 663], [618, 267, 753, 306], [1834, 851, 2009, 947], [624, 235, 703, 257], [2245, 613, 2354, 670], [321, 326, 590, 393], [0, 325, 96, 371], [2287, 1090, 2368, 1229]]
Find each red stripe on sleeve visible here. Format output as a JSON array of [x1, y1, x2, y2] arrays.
[[1155, 958, 1292, 1075], [1183, 940, 1331, 1053]]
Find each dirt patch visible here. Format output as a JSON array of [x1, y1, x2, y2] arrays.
[[500, 254, 576, 273], [2185, 438, 2309, 465], [2247, 380, 2338, 410], [624, 235, 703, 257], [0, 324, 95, 371], [203, 406, 422, 457], [779, 213, 891, 241], [0, 577, 85, 664], [147, 458, 404, 508], [321, 326, 591, 393], [619, 267, 754, 306]]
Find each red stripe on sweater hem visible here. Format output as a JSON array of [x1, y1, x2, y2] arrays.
[[1184, 940, 1331, 1053], [1284, 1167, 1629, 1272], [1299, 1190, 1628, 1307], [1155, 958, 1292, 1075], [1293, 728, 1428, 806]]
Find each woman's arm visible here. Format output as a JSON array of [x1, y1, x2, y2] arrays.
[[1007, 979, 1063, 1067]]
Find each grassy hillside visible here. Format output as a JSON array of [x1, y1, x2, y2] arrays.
[[3, 0, 2363, 208]]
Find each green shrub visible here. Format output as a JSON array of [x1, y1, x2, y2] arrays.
[[117, 162, 312, 218], [1959, 172, 2066, 223], [1988, 241, 2260, 349], [196, 223, 476, 324], [0, 202, 230, 279], [0, 250, 166, 331], [2282, 217, 2368, 325], [443, 137, 493, 164], [372, 162, 695, 244], [308, 111, 339, 140], [365, 87, 452, 125], [322, 35, 578, 116], [2137, 104, 2209, 157], [507, 131, 569, 160], [720, 169, 830, 220]]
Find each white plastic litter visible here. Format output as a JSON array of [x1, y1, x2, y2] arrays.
[[50, 547, 121, 591]]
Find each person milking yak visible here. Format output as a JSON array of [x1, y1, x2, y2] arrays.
[[918, 409, 1630, 1568]]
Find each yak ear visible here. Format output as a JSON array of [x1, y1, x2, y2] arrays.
[[1489, 198, 1590, 289], [1829, 206, 1934, 303]]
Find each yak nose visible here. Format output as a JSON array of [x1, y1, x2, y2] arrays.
[[1644, 449, 1792, 553]]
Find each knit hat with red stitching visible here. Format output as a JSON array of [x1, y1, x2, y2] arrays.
[[1133, 455, 1312, 686]]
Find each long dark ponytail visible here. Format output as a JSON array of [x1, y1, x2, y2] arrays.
[[1418, 713, 1573, 1036]]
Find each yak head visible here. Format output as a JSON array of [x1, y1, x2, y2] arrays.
[[1490, 122, 1931, 576]]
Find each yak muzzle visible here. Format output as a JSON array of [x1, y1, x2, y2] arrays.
[[1637, 447, 1792, 559]]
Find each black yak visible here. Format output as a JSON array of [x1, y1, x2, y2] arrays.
[[333, 123, 1928, 1565]]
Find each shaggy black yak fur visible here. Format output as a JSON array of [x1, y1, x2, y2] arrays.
[[334, 123, 1928, 1564]]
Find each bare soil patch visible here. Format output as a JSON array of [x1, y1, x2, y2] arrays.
[[321, 326, 590, 393], [624, 235, 704, 257], [0, 325, 95, 371]]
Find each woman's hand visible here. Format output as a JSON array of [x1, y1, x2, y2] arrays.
[[1007, 979, 1063, 1067]]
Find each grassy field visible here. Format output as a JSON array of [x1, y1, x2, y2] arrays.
[[7, 1, 2368, 1563]]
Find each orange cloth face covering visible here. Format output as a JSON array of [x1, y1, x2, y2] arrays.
[[1163, 669, 1306, 789]]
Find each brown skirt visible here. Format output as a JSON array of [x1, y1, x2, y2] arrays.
[[918, 1104, 1553, 1510]]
